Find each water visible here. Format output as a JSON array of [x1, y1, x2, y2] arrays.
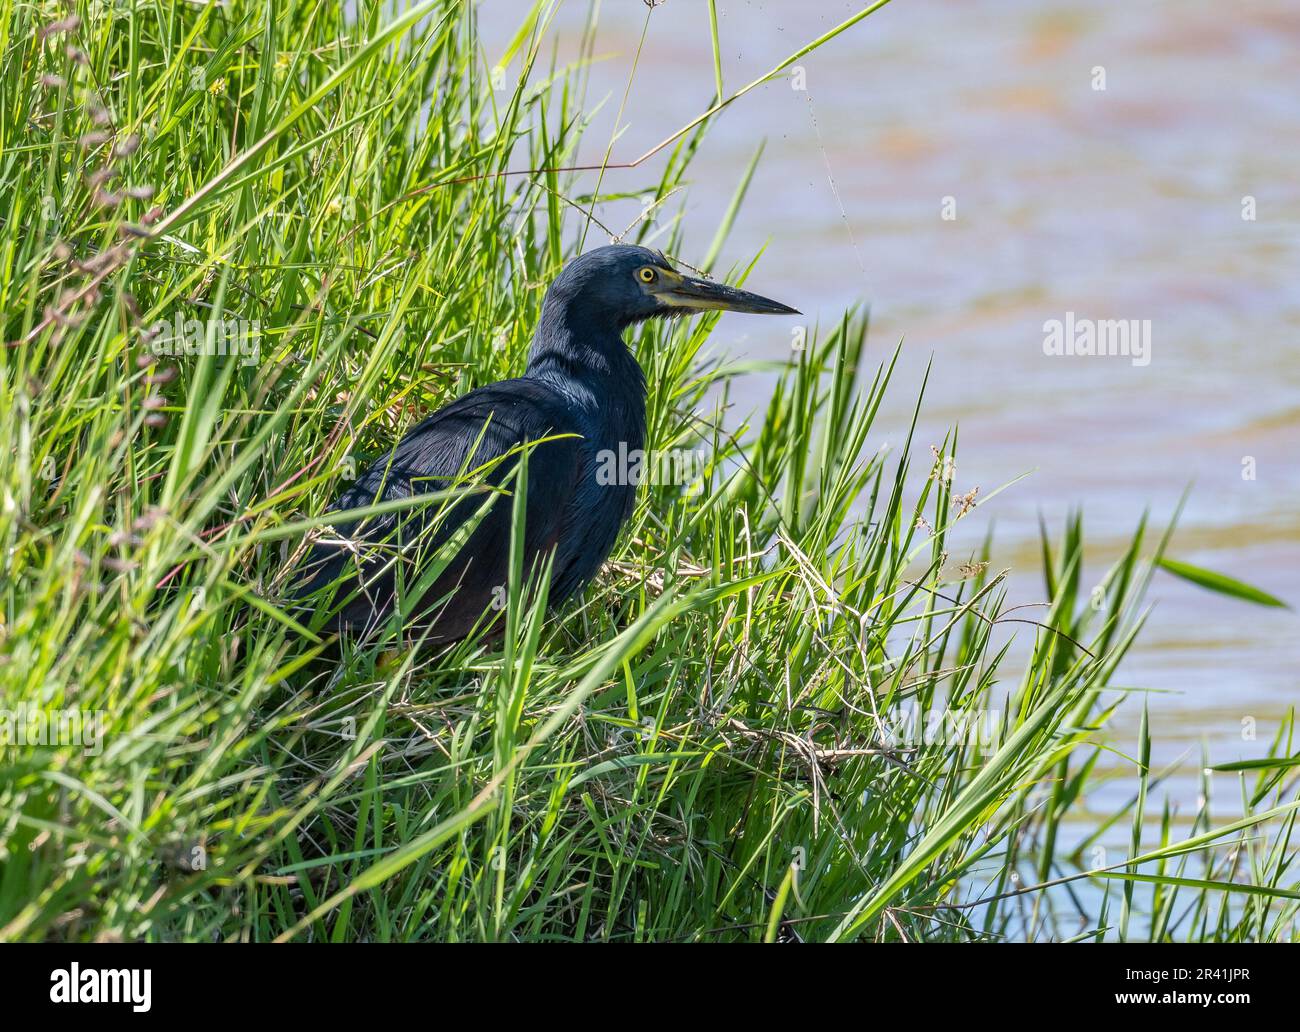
[[479, 0, 1299, 830]]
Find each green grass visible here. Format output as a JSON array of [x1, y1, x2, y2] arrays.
[[1, 0, 1296, 942]]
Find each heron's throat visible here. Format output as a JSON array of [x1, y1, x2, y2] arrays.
[[526, 299, 648, 416]]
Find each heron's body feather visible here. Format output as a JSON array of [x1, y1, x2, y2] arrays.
[[296, 244, 792, 640]]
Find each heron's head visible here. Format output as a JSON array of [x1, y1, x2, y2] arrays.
[[544, 244, 798, 331]]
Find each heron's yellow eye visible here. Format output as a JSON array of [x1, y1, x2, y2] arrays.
[[637, 267, 656, 284]]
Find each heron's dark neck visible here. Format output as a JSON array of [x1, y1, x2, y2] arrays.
[[526, 299, 647, 436]]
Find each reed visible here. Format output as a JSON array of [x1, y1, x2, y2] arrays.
[[0, 0, 1294, 942]]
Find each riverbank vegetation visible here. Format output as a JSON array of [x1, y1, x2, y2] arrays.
[[1, 0, 1295, 942]]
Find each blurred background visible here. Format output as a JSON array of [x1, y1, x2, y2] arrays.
[[478, 0, 1299, 818]]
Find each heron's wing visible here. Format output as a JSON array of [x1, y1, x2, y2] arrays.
[[298, 378, 582, 636]]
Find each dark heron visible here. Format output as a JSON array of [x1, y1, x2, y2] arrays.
[[299, 244, 797, 641]]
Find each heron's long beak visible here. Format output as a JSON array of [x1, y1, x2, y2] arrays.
[[657, 273, 799, 315]]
